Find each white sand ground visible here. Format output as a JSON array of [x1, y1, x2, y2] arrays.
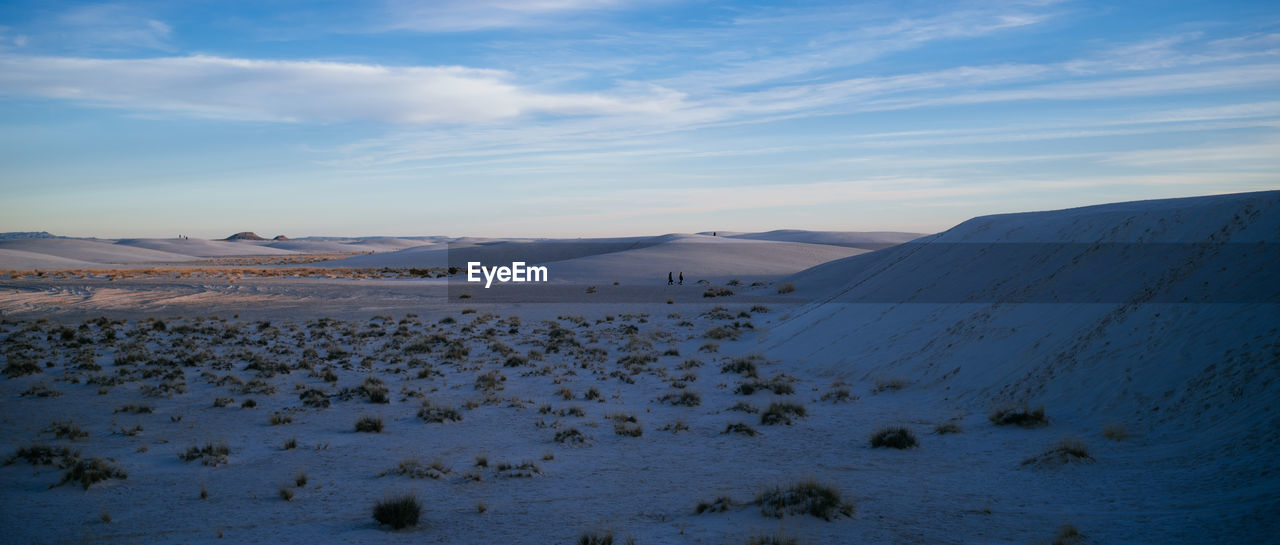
[[722, 230, 923, 249], [0, 194, 1276, 544]]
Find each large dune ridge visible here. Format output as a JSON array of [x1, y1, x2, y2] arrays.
[[762, 190, 1280, 541]]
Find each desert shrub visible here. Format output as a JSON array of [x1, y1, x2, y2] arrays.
[[283, 437, 298, 450], [114, 404, 154, 414], [556, 386, 574, 400], [373, 494, 421, 530], [494, 460, 542, 478], [57, 457, 127, 490], [383, 458, 450, 480], [355, 415, 384, 433], [20, 383, 61, 397], [1102, 423, 1128, 441], [934, 422, 962, 434], [584, 386, 602, 401], [698, 343, 719, 353], [760, 401, 807, 426], [872, 378, 907, 393], [658, 390, 701, 407], [504, 355, 528, 367], [4, 359, 43, 378], [660, 420, 691, 434], [703, 287, 734, 298], [989, 406, 1047, 427], [721, 356, 761, 378], [295, 469, 308, 487], [724, 422, 758, 436], [734, 376, 794, 395], [695, 495, 735, 514], [870, 426, 917, 449], [554, 427, 588, 446], [746, 534, 802, 545], [279, 486, 295, 501], [180, 442, 230, 466], [474, 370, 505, 391], [820, 387, 853, 403], [613, 421, 643, 437], [729, 401, 759, 413], [6, 444, 79, 467], [359, 377, 391, 403], [213, 396, 235, 408], [1050, 524, 1084, 545], [756, 478, 853, 521], [418, 400, 462, 423], [46, 419, 88, 440], [240, 399, 257, 408], [704, 326, 740, 340], [299, 388, 331, 408], [270, 412, 293, 425], [1022, 438, 1093, 468], [775, 283, 795, 294]]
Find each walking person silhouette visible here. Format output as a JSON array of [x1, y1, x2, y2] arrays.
[[668, 272, 673, 285], [678, 272, 683, 285]]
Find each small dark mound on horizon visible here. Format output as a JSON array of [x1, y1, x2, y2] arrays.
[[225, 232, 266, 241], [272, 235, 290, 241]]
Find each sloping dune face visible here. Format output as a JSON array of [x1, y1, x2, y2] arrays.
[[765, 190, 1280, 539], [0, 238, 204, 267]]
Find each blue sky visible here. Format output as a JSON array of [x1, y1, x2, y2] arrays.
[[1, 1, 1277, 238]]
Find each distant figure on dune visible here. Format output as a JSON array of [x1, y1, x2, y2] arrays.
[[668, 272, 674, 285], [679, 272, 683, 285]]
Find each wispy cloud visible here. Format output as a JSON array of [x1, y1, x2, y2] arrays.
[[34, 4, 173, 52], [381, 0, 638, 32], [0, 54, 684, 123]]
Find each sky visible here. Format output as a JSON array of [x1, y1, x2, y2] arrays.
[[0, 0, 1278, 238]]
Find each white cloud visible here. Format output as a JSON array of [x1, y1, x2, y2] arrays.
[[382, 0, 634, 32], [50, 4, 174, 52], [0, 54, 683, 123]]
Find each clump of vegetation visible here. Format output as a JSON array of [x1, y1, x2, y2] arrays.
[[989, 406, 1047, 427], [721, 355, 762, 378], [373, 494, 421, 530], [870, 426, 918, 449], [20, 383, 61, 398], [270, 412, 293, 425], [418, 400, 462, 423], [213, 396, 235, 408], [577, 531, 615, 545], [359, 377, 391, 403], [6, 444, 79, 467], [723, 422, 759, 436], [3, 359, 43, 378], [57, 457, 127, 490], [279, 486, 295, 501], [734, 376, 794, 395], [1050, 524, 1085, 545], [704, 326, 740, 340], [46, 419, 88, 440], [658, 390, 701, 407], [820, 387, 854, 403], [383, 458, 451, 480], [746, 533, 803, 545], [934, 422, 962, 435], [554, 427, 588, 446], [474, 370, 506, 392], [728, 401, 758, 413], [299, 388, 331, 408], [695, 495, 735, 514], [355, 415, 384, 433], [114, 404, 154, 414], [1022, 438, 1093, 468], [756, 479, 853, 521], [775, 283, 795, 294], [872, 378, 907, 393], [180, 442, 230, 466], [659, 420, 691, 434], [1102, 423, 1128, 441], [760, 401, 807, 426]]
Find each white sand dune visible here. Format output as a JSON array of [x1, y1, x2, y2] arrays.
[[763, 190, 1280, 539], [266, 237, 439, 253], [724, 229, 924, 249], [0, 238, 202, 267], [0, 248, 102, 270], [322, 236, 664, 269], [546, 234, 866, 284], [116, 238, 299, 257]]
